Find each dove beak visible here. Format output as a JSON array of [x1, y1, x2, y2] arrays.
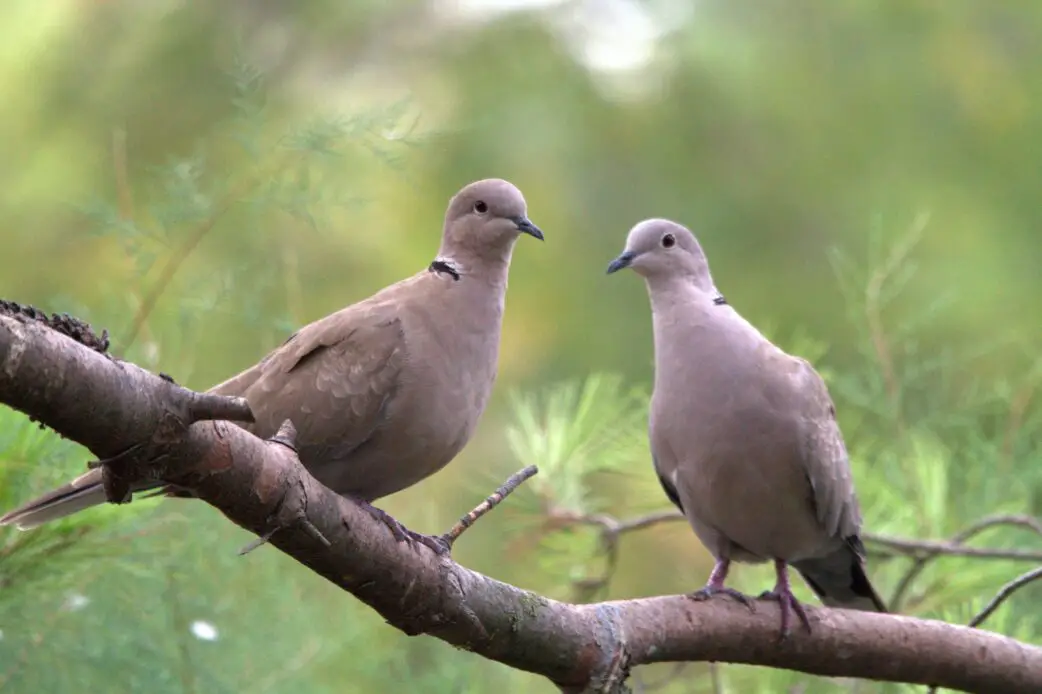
[[606, 250, 637, 274], [512, 216, 544, 241]]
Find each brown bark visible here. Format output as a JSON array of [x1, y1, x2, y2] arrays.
[[1, 313, 1041, 694]]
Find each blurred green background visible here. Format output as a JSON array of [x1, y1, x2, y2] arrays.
[[1, 0, 1041, 692]]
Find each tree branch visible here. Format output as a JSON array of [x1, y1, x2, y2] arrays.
[[547, 506, 1042, 608], [440, 464, 538, 549], [969, 566, 1042, 630], [886, 514, 1042, 610], [2, 312, 1042, 693]]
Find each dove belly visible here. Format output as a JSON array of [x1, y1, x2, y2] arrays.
[[310, 356, 494, 502], [655, 393, 828, 565], [301, 390, 478, 502]]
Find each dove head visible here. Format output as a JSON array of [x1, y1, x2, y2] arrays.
[[606, 218, 716, 292], [439, 179, 543, 265]]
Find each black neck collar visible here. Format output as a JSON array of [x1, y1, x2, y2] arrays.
[[428, 259, 461, 281]]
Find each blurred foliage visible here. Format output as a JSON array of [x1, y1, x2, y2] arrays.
[[1, 0, 1041, 692]]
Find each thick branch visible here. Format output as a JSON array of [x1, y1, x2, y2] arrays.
[[2, 314, 1042, 693]]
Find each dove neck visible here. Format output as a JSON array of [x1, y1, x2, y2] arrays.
[[428, 248, 510, 344], [433, 243, 514, 288], [645, 277, 722, 351], [645, 275, 718, 312]]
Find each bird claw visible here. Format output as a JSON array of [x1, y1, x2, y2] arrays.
[[407, 531, 453, 556], [357, 499, 452, 556], [389, 523, 452, 556], [688, 585, 754, 609], [757, 588, 812, 638]]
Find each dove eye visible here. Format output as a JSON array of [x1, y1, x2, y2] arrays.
[[473, 201, 488, 214], [661, 233, 676, 249]]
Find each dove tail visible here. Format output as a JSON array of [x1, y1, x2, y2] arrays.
[[0, 468, 112, 530], [794, 545, 889, 613]]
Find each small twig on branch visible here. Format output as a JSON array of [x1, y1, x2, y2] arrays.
[[183, 390, 254, 424], [868, 536, 1042, 562], [871, 532, 1042, 612], [238, 527, 280, 556], [269, 419, 299, 452], [888, 514, 1042, 610], [613, 509, 684, 534], [549, 506, 1042, 570], [952, 514, 1042, 542], [439, 465, 539, 549], [968, 566, 1042, 629], [546, 506, 1042, 610], [543, 509, 685, 599]]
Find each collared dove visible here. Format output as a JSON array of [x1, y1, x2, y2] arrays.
[[606, 218, 886, 635], [1, 179, 543, 554]]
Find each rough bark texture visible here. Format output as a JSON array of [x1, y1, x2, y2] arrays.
[[1, 313, 1041, 694]]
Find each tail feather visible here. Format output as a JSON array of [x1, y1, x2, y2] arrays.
[[2, 468, 113, 530], [794, 545, 889, 613]]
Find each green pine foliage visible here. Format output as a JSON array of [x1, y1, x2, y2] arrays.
[[3, 4, 1042, 693]]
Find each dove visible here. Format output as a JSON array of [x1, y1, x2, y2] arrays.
[[606, 218, 886, 635], [1, 178, 544, 555]]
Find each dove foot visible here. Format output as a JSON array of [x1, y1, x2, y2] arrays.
[[688, 585, 753, 607], [687, 558, 753, 607], [355, 498, 451, 556], [405, 531, 453, 556], [757, 559, 812, 638]]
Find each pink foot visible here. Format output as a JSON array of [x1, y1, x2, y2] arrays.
[[757, 559, 812, 637]]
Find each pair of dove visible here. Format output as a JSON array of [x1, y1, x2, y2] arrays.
[[0, 178, 885, 635]]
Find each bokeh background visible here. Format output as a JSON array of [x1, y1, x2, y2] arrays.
[[1, 1, 1041, 692]]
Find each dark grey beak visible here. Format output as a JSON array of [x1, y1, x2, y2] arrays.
[[512, 216, 544, 241], [606, 250, 637, 274]]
